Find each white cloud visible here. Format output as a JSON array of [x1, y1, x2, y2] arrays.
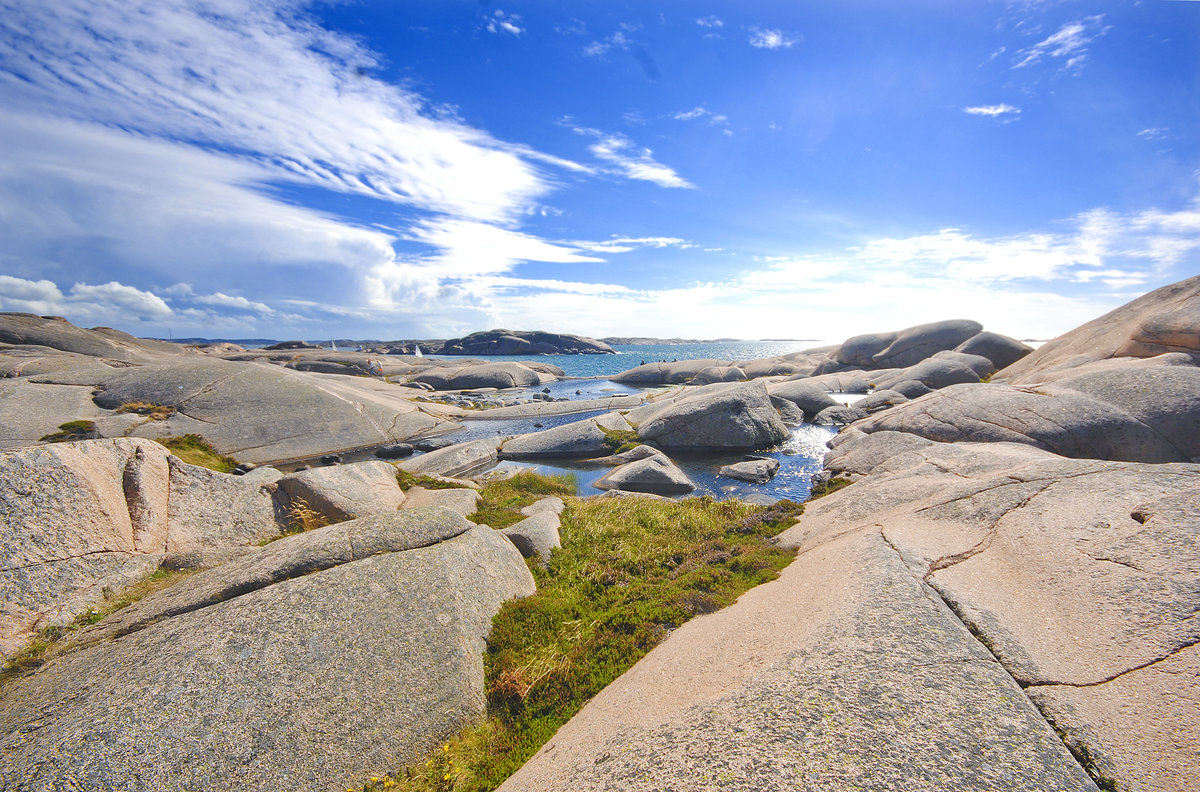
[[1013, 16, 1108, 71], [749, 28, 796, 50], [194, 292, 274, 314], [674, 107, 710, 121], [0, 0, 556, 224], [0, 276, 174, 322], [587, 135, 695, 189], [575, 237, 691, 253], [1138, 128, 1170, 140], [696, 16, 724, 29], [486, 10, 524, 36], [583, 31, 629, 57], [964, 104, 1022, 118]]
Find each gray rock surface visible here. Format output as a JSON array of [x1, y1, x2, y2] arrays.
[[87, 358, 448, 464], [0, 439, 281, 660], [458, 394, 644, 420], [785, 431, 1200, 791], [637, 381, 789, 450], [813, 405, 870, 425], [955, 331, 1033, 370], [500, 417, 614, 459], [856, 363, 1200, 463], [999, 274, 1200, 383], [594, 452, 696, 495], [0, 519, 534, 792], [277, 460, 405, 523], [398, 439, 501, 477], [690, 365, 746, 385], [415, 362, 549, 390], [400, 486, 481, 518], [890, 378, 933, 398], [611, 359, 732, 385], [870, 319, 984, 368], [718, 457, 780, 483], [854, 389, 908, 413], [769, 394, 805, 425], [766, 379, 839, 416], [873, 355, 984, 391], [0, 313, 188, 362], [499, 503, 1096, 792], [499, 511, 562, 562]]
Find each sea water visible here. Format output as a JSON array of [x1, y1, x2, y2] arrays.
[[425, 340, 834, 379]]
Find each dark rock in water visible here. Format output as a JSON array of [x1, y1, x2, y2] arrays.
[[595, 451, 696, 495], [719, 458, 780, 484], [541, 387, 551, 393], [770, 395, 805, 426], [854, 389, 909, 414], [375, 443, 415, 459], [319, 454, 341, 466], [414, 436, 456, 452], [436, 329, 615, 356]]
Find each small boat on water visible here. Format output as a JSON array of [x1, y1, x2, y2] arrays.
[[414, 344, 423, 358]]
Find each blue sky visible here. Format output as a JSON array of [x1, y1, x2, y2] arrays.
[[1, 0, 1197, 341]]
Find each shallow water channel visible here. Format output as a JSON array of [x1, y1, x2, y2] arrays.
[[428, 381, 854, 502]]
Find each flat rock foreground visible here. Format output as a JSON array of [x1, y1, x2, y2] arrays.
[[1, 275, 1198, 791]]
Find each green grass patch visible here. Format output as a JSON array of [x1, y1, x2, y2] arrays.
[[808, 475, 853, 500], [158, 434, 238, 473], [396, 469, 473, 491], [361, 494, 800, 792], [1, 567, 194, 682], [467, 471, 575, 529], [599, 427, 640, 453], [40, 419, 98, 442]]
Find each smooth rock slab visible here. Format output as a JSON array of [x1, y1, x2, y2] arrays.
[[499, 511, 562, 562], [277, 460, 405, 523], [718, 458, 780, 483], [0, 525, 535, 792], [498, 528, 1095, 792], [400, 486, 481, 518], [595, 453, 696, 496]]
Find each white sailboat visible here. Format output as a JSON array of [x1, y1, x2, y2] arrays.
[[414, 343, 424, 358]]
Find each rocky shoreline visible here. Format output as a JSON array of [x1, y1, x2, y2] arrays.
[[1, 275, 1198, 791]]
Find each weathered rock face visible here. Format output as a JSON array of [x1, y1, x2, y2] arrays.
[[0, 439, 282, 661], [855, 362, 1200, 463], [789, 431, 1200, 792], [500, 417, 617, 459], [499, 509, 562, 562], [0, 511, 535, 792], [690, 366, 746, 385], [400, 486, 481, 518], [437, 329, 614, 355], [637, 382, 790, 450], [414, 362, 550, 390], [0, 313, 188, 362], [398, 439, 501, 478], [86, 358, 447, 464], [872, 355, 984, 391], [594, 451, 696, 495], [276, 460, 406, 523], [718, 457, 780, 483], [999, 274, 1200, 384], [954, 331, 1033, 370], [766, 380, 838, 417], [610, 358, 733, 385], [835, 320, 984, 370]]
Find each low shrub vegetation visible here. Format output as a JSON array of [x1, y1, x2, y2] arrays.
[[353, 479, 800, 792], [808, 475, 853, 500], [158, 434, 238, 473], [40, 419, 98, 442], [115, 401, 176, 420], [467, 470, 575, 529], [395, 470, 473, 492]]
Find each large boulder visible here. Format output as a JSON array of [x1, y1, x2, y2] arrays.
[[499, 511, 562, 562], [766, 380, 839, 416], [835, 320, 984, 370], [611, 359, 731, 385], [954, 331, 1032, 370], [87, 358, 447, 464], [718, 457, 780, 483], [856, 362, 1200, 463], [0, 510, 535, 792], [636, 382, 789, 451], [415, 362, 549, 390], [500, 415, 628, 459], [398, 439, 501, 478], [690, 366, 745, 385], [872, 356, 983, 391], [999, 274, 1200, 384], [594, 451, 695, 496], [276, 460, 405, 524], [0, 313, 188, 363], [0, 439, 282, 662]]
